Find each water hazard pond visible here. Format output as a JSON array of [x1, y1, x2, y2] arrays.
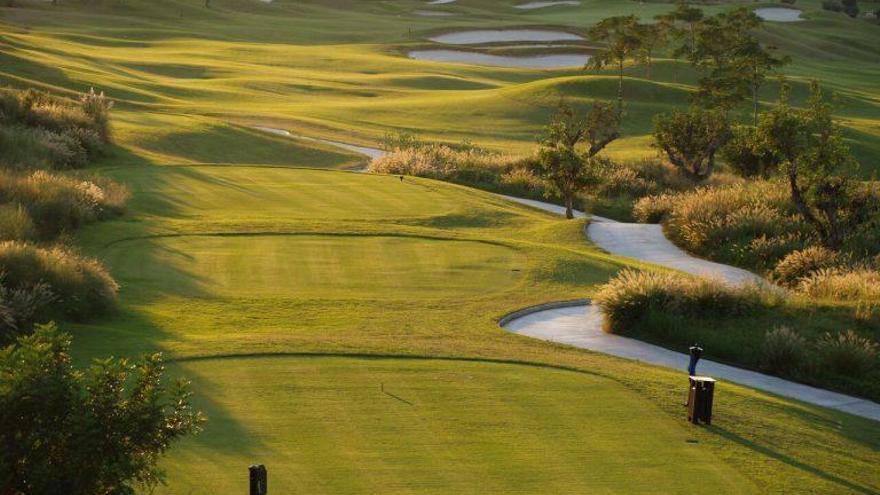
[[428, 29, 583, 44], [409, 50, 589, 69]]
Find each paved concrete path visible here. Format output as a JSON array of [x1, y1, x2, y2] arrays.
[[505, 304, 880, 421], [587, 222, 764, 286], [254, 127, 385, 160], [497, 195, 880, 422], [251, 128, 880, 421]]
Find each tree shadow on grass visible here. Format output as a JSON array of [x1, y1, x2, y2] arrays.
[[709, 425, 880, 495]]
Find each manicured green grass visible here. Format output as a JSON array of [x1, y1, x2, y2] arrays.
[[3, 0, 879, 493], [64, 135, 880, 494], [2, 0, 878, 170], [159, 356, 754, 495]]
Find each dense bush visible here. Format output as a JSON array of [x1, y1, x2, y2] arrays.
[[637, 179, 880, 275], [0, 87, 123, 335], [816, 330, 878, 376], [771, 247, 843, 288], [639, 181, 807, 269], [369, 144, 525, 181], [0, 87, 110, 170], [0, 324, 204, 495], [0, 203, 35, 241], [0, 242, 119, 320], [0, 169, 128, 241], [593, 268, 769, 333], [760, 326, 807, 375], [721, 125, 777, 179], [799, 268, 880, 302], [0, 279, 55, 345]]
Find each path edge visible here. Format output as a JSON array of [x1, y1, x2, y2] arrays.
[[498, 298, 590, 327]]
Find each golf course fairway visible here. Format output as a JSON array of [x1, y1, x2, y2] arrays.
[[1, 0, 878, 493]]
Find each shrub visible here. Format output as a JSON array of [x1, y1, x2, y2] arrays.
[[760, 326, 807, 375], [0, 170, 127, 240], [816, 330, 878, 376], [647, 181, 807, 270], [721, 125, 777, 178], [0, 203, 35, 241], [594, 268, 768, 333], [0, 87, 112, 168], [822, 0, 844, 13], [0, 324, 204, 495], [500, 167, 543, 194], [798, 268, 880, 302], [652, 107, 730, 181], [0, 279, 54, 345], [79, 87, 114, 142], [633, 193, 677, 223], [0, 241, 118, 319], [771, 246, 843, 288], [368, 143, 527, 189]]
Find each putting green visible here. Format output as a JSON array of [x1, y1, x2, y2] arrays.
[[104, 234, 524, 299], [158, 356, 754, 495]]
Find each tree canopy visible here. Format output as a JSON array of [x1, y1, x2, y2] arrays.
[[0, 324, 204, 495]]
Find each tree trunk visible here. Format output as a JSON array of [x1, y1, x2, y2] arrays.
[[565, 195, 574, 219], [787, 162, 829, 243], [752, 70, 760, 128], [617, 59, 624, 119]]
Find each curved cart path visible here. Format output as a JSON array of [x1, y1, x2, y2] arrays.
[[498, 197, 880, 422], [505, 304, 880, 421], [252, 127, 880, 421]]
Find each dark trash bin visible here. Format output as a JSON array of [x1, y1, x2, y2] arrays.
[[249, 464, 267, 495], [687, 376, 716, 425]]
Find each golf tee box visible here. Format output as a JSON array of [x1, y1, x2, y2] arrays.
[[687, 376, 716, 425]]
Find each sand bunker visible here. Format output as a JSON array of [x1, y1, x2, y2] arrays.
[[429, 29, 583, 45], [515, 1, 580, 9], [754, 7, 803, 22], [409, 50, 588, 69], [427, 0, 456, 4]]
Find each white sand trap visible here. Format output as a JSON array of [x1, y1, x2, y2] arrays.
[[427, 0, 456, 4], [515, 1, 580, 10], [754, 7, 803, 22], [414, 10, 454, 16], [429, 29, 583, 45], [409, 50, 589, 69]]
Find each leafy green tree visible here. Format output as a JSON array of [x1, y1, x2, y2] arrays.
[[653, 106, 730, 181], [721, 125, 777, 178], [842, 0, 860, 17], [733, 40, 789, 126], [634, 22, 667, 81], [690, 8, 762, 109], [587, 15, 642, 117], [691, 8, 788, 120], [536, 102, 620, 218], [0, 324, 204, 495], [756, 82, 859, 248], [656, 1, 704, 60]]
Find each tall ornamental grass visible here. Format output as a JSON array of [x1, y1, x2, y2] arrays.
[[0, 241, 119, 320]]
